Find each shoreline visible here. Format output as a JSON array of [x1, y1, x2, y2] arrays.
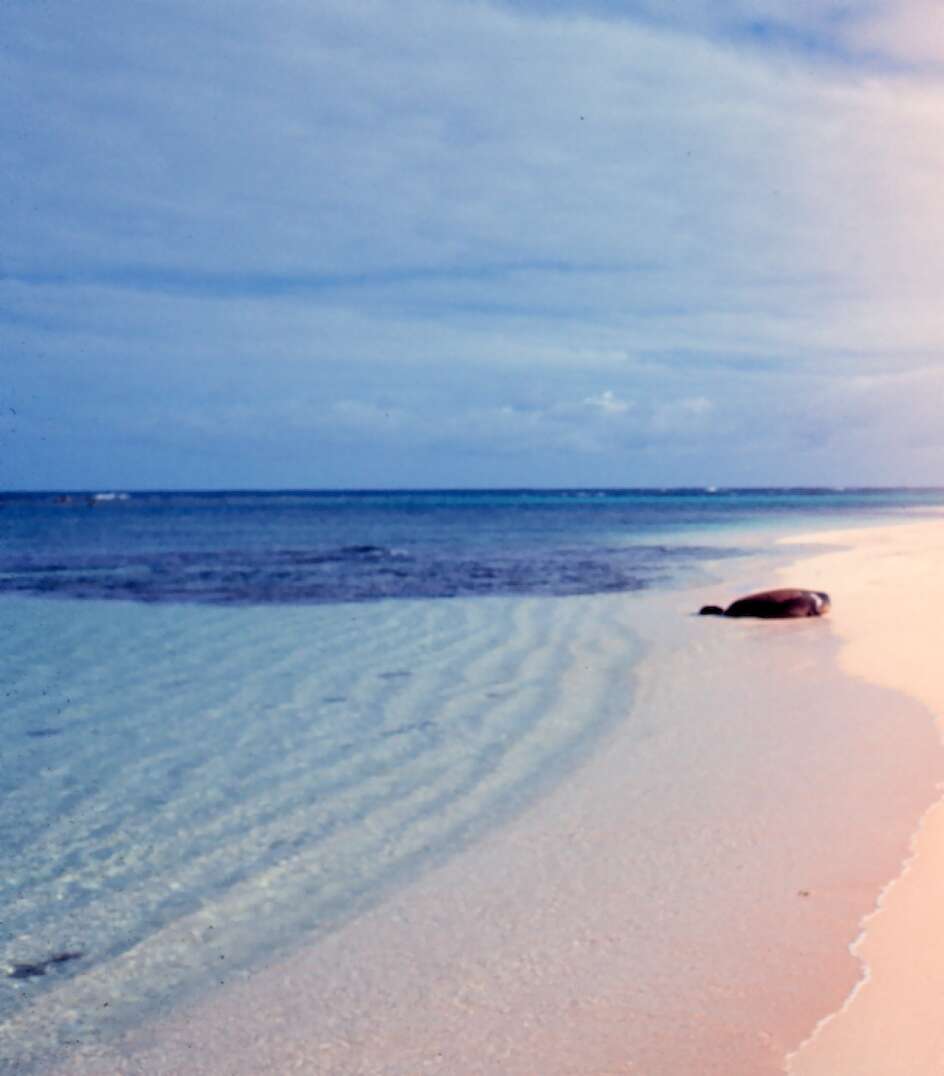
[[30, 514, 944, 1075], [781, 519, 944, 1074]]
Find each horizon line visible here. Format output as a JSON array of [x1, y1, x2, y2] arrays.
[[4, 485, 944, 496]]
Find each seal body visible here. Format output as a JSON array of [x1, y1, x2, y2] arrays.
[[699, 588, 830, 619]]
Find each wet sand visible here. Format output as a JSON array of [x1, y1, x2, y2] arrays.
[[43, 517, 944, 1075]]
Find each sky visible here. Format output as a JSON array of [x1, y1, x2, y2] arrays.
[[4, 0, 944, 489]]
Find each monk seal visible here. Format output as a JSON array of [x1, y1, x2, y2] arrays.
[[699, 588, 830, 619]]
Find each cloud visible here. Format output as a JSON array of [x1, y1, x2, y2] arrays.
[[650, 397, 715, 435], [495, 1, 941, 70], [5, 0, 944, 487], [583, 390, 632, 415], [842, 3, 944, 68]]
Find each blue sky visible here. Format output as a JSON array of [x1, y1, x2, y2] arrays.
[[4, 0, 944, 489]]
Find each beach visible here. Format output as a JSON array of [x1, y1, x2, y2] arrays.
[[12, 511, 942, 1075], [785, 518, 944, 1074]]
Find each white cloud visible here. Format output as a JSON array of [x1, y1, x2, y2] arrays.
[[583, 390, 632, 414]]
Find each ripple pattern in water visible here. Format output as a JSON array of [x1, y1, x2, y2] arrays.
[[0, 590, 641, 1072]]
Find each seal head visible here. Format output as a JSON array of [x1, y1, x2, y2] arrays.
[[698, 604, 725, 616]]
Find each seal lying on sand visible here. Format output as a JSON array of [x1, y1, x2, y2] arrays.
[[699, 588, 830, 619]]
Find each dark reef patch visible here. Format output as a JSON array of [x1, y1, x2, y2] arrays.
[[7, 951, 83, 979]]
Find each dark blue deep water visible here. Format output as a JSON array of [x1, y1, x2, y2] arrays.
[[2, 488, 943, 605]]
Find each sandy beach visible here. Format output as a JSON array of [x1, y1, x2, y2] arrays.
[[785, 517, 944, 1074], [30, 515, 944, 1075]]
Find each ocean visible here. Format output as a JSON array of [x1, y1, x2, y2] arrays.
[[2, 487, 942, 605], [3, 488, 944, 1073]]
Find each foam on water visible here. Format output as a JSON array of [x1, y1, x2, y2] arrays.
[[0, 589, 642, 1072]]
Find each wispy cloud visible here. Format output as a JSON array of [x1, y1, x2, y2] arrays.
[[4, 0, 944, 487]]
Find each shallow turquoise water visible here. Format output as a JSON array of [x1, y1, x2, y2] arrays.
[[1, 589, 645, 1071]]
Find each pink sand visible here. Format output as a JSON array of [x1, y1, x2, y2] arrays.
[[786, 518, 944, 1074]]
